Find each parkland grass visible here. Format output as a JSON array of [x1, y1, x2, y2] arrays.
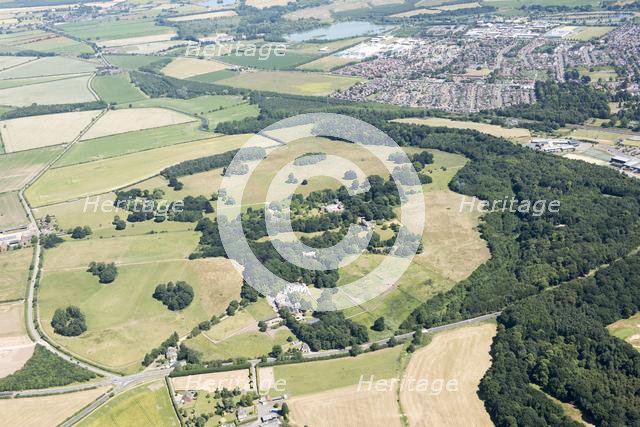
[[39, 232, 242, 372]]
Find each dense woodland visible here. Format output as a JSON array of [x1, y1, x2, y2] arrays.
[[480, 255, 640, 426], [0, 345, 96, 391], [280, 309, 369, 351]]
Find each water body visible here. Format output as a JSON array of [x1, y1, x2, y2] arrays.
[[286, 21, 389, 43]]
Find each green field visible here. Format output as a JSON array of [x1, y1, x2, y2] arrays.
[[216, 71, 363, 96], [266, 346, 404, 396], [77, 380, 179, 427], [39, 232, 242, 372], [0, 75, 82, 91], [60, 19, 174, 42], [0, 248, 32, 302], [105, 55, 166, 70], [25, 134, 250, 207], [188, 70, 239, 83], [55, 122, 211, 167], [16, 35, 93, 56], [0, 191, 28, 230], [189, 328, 292, 361], [218, 51, 317, 70], [122, 94, 245, 116], [0, 145, 64, 192], [91, 73, 147, 105]]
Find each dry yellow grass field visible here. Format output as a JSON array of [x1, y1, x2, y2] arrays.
[[393, 117, 531, 141], [436, 1, 480, 10], [161, 57, 228, 79], [289, 384, 402, 427], [97, 33, 176, 48], [0, 386, 109, 427], [391, 8, 441, 17], [417, 190, 490, 282], [0, 247, 31, 302], [168, 10, 237, 21], [171, 369, 252, 392], [562, 153, 608, 166], [0, 110, 101, 153], [0, 301, 35, 378], [80, 108, 196, 141], [400, 323, 496, 427]]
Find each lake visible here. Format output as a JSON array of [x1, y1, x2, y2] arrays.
[[286, 21, 389, 43]]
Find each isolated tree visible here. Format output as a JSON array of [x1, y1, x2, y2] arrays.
[[343, 170, 357, 180], [372, 316, 386, 331]]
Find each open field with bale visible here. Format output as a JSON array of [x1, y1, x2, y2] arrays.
[[26, 134, 250, 206]]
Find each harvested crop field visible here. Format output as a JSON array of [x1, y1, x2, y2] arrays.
[[0, 55, 35, 71], [400, 323, 496, 426], [97, 33, 176, 48], [80, 108, 196, 141], [0, 248, 32, 302], [0, 110, 101, 153], [26, 134, 250, 207], [393, 117, 531, 141], [247, 0, 293, 8], [289, 384, 402, 427], [171, 369, 252, 392], [168, 10, 237, 21], [0, 75, 95, 107], [161, 57, 228, 79], [0, 56, 96, 79], [0, 386, 109, 427], [0, 145, 64, 192], [216, 70, 363, 96], [0, 191, 28, 230], [0, 301, 34, 378]]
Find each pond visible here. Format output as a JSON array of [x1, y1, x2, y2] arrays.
[[286, 21, 389, 43]]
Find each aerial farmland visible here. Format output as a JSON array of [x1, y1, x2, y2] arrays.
[[0, 0, 639, 426]]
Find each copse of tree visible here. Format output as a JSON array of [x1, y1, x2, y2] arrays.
[[112, 215, 126, 230], [42, 234, 63, 249], [130, 71, 246, 99], [161, 149, 238, 181], [51, 306, 87, 336], [372, 316, 385, 331], [280, 309, 368, 351], [87, 261, 118, 284], [152, 281, 194, 311], [0, 345, 96, 391], [70, 226, 92, 239]]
